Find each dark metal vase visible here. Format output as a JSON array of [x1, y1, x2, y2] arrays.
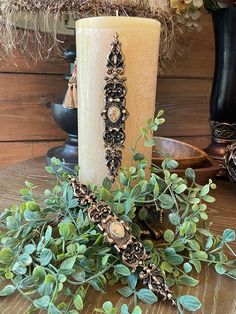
[[46, 45, 78, 169], [205, 7, 236, 161]]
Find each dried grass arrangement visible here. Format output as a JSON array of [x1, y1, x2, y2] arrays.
[[0, 0, 181, 72]]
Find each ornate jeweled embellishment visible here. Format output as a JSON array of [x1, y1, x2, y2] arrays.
[[109, 221, 125, 238], [102, 33, 129, 181], [69, 176, 176, 306]]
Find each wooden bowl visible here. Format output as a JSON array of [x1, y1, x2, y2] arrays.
[[171, 157, 220, 184], [152, 137, 208, 169]]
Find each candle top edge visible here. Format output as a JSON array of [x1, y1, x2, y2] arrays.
[[76, 16, 161, 28]]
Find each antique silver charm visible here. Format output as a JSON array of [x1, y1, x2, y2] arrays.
[[69, 176, 176, 306], [102, 33, 129, 181]]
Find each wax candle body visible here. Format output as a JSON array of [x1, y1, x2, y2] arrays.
[[76, 17, 160, 186]]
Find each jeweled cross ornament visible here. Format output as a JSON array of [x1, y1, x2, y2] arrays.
[[69, 176, 176, 306], [102, 33, 129, 182]]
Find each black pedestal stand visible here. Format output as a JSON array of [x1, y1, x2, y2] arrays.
[[46, 45, 78, 169]]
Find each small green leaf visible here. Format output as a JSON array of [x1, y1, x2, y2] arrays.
[[40, 249, 53, 266], [6, 216, 18, 229], [202, 195, 215, 203], [102, 301, 113, 311], [100, 187, 112, 201], [128, 274, 138, 289], [185, 168, 195, 181], [18, 254, 32, 266], [159, 194, 174, 209], [20, 276, 37, 289], [12, 261, 27, 275], [137, 288, 158, 304], [164, 229, 174, 243], [23, 244, 36, 254], [200, 185, 210, 197], [183, 262, 192, 273], [190, 260, 201, 273], [143, 240, 153, 250], [193, 251, 208, 261], [133, 153, 145, 161], [34, 295, 50, 309], [120, 172, 128, 186], [45, 226, 53, 241], [60, 257, 76, 270], [169, 213, 180, 226], [222, 229, 236, 243], [187, 240, 200, 251], [131, 223, 141, 238], [74, 293, 83, 311], [103, 177, 112, 190], [215, 263, 226, 274], [205, 237, 213, 251], [178, 275, 199, 287], [24, 210, 41, 222], [161, 261, 174, 273], [0, 285, 16, 296], [45, 274, 55, 284], [178, 295, 201, 311], [59, 222, 76, 240], [132, 306, 142, 314], [138, 207, 148, 221], [102, 254, 110, 266], [174, 184, 187, 194], [25, 201, 40, 211], [167, 254, 184, 266], [156, 109, 164, 118], [0, 248, 13, 264], [121, 304, 129, 314], [114, 264, 131, 277], [131, 185, 142, 198], [129, 167, 136, 175], [199, 212, 208, 220], [33, 266, 46, 282], [172, 239, 185, 252], [117, 286, 134, 298], [165, 159, 179, 170]]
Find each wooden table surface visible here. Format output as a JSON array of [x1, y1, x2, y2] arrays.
[[0, 157, 235, 314]]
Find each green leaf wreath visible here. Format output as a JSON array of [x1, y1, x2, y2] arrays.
[[0, 111, 235, 314]]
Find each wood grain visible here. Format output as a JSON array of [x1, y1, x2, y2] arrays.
[[0, 73, 67, 141], [0, 141, 64, 168], [162, 13, 215, 79], [0, 35, 72, 75], [157, 78, 212, 137], [0, 157, 235, 314], [0, 55, 67, 75]]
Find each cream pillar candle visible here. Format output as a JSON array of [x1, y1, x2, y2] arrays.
[[76, 17, 160, 186]]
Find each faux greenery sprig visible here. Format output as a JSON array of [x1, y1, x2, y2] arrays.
[[0, 111, 235, 314]]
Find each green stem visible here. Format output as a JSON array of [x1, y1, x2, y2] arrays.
[[67, 258, 119, 286], [225, 243, 236, 257], [133, 291, 137, 307], [11, 280, 35, 304]]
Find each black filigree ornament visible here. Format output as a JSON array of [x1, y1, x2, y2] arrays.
[[102, 33, 129, 181]]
